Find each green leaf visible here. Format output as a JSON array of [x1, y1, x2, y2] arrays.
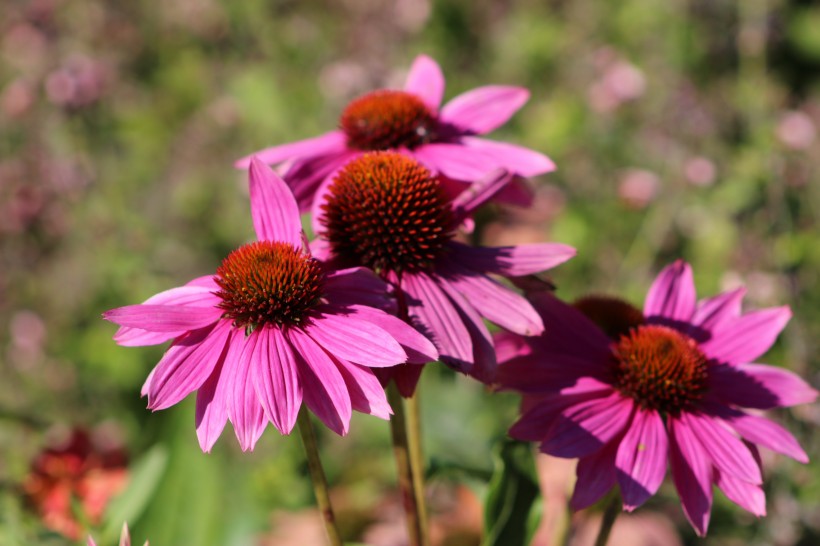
[[482, 439, 542, 546]]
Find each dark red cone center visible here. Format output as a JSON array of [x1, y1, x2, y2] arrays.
[[340, 90, 436, 151]]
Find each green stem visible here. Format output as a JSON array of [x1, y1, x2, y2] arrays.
[[593, 495, 621, 546], [297, 409, 344, 546], [406, 391, 430, 546], [387, 382, 425, 546]]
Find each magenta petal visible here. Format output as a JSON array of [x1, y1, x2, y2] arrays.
[[305, 313, 407, 367], [251, 327, 303, 435], [615, 409, 668, 511], [234, 130, 347, 168], [412, 143, 505, 181], [644, 260, 696, 322], [324, 266, 396, 311], [680, 411, 761, 484], [668, 416, 713, 536], [700, 306, 791, 365], [570, 442, 618, 510], [526, 292, 613, 360], [459, 137, 556, 177], [441, 86, 530, 135], [340, 305, 438, 363], [284, 151, 357, 211], [493, 331, 532, 363], [690, 287, 746, 335], [449, 168, 514, 221], [448, 242, 576, 277], [104, 304, 220, 332], [403, 54, 445, 110], [248, 157, 303, 247], [287, 329, 352, 436], [334, 358, 392, 419], [713, 406, 809, 463], [709, 362, 818, 409], [510, 387, 612, 441], [226, 330, 268, 451], [541, 393, 633, 458], [195, 360, 228, 453], [715, 469, 766, 516]]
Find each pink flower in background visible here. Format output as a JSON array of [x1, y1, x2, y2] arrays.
[[88, 523, 148, 546], [497, 261, 817, 536], [236, 54, 554, 210], [104, 158, 437, 451], [311, 151, 574, 393]]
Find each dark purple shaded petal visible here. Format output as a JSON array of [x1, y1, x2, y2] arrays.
[[447, 241, 576, 277], [525, 292, 613, 360], [252, 326, 303, 435], [668, 415, 713, 536], [249, 157, 303, 247], [338, 305, 438, 363], [335, 358, 392, 419], [616, 409, 668, 511], [226, 331, 267, 451], [689, 287, 745, 338], [449, 169, 514, 221], [440, 87, 529, 135], [497, 350, 612, 393], [374, 364, 426, 398], [459, 136, 555, 177], [323, 266, 396, 312], [305, 313, 407, 367], [708, 362, 818, 409], [570, 441, 618, 510], [235, 130, 347, 168], [284, 150, 357, 211], [509, 385, 614, 441], [680, 411, 761, 484], [643, 260, 696, 323], [541, 392, 634, 458], [195, 353, 229, 452], [715, 469, 766, 517], [104, 304, 221, 333], [412, 142, 506, 181], [147, 321, 232, 411], [700, 306, 791, 365], [287, 329, 352, 435], [404, 54, 445, 110]]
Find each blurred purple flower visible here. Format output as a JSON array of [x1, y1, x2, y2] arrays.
[[104, 159, 436, 451], [497, 260, 817, 536]]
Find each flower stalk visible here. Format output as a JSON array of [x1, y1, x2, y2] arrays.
[[593, 494, 621, 546]]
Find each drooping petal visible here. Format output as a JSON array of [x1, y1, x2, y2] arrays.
[[195, 357, 229, 453], [252, 326, 303, 435], [249, 157, 303, 247], [570, 441, 619, 510], [616, 409, 669, 511], [707, 404, 809, 463], [336, 305, 438, 363], [304, 313, 407, 367], [700, 306, 791, 366], [335, 358, 392, 419], [459, 136, 556, 177], [104, 304, 221, 333], [412, 142, 507, 181], [234, 130, 347, 168], [449, 169, 514, 221], [679, 411, 761, 484], [287, 329, 352, 436], [668, 415, 713, 537], [147, 321, 232, 411], [225, 330, 268, 451], [441, 86, 530, 135], [715, 469, 766, 517], [643, 260, 696, 323], [403, 54, 445, 110], [689, 287, 746, 339], [541, 393, 634, 458], [448, 241, 576, 277], [708, 362, 818, 409]]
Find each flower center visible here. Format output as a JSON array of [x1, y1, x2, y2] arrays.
[[320, 152, 455, 275], [215, 241, 324, 330], [573, 295, 645, 340], [612, 325, 708, 414], [340, 90, 436, 151]]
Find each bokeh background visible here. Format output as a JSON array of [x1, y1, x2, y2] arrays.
[[1, 0, 819, 545]]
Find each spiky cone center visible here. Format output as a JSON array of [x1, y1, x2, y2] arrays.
[[320, 152, 455, 275], [215, 241, 324, 330], [612, 325, 708, 414], [573, 295, 645, 340], [340, 90, 436, 151]]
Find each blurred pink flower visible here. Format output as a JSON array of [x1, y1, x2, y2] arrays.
[[1, 78, 36, 118], [311, 152, 574, 392], [104, 159, 436, 451], [45, 54, 109, 108], [617, 169, 660, 209], [236, 54, 554, 210], [588, 50, 646, 113], [776, 110, 816, 150], [683, 156, 716, 187], [497, 260, 817, 536]]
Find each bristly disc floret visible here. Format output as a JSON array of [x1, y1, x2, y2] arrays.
[[340, 90, 436, 151], [612, 325, 708, 414], [215, 241, 324, 329], [320, 151, 455, 275], [573, 295, 645, 340]]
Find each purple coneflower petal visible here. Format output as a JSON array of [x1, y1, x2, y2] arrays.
[[459, 136, 556, 177], [616, 409, 668, 511], [335, 359, 392, 420], [706, 404, 809, 463], [404, 54, 445, 111], [324, 266, 396, 310], [412, 142, 507, 181], [680, 411, 761, 484], [339, 305, 438, 363], [644, 260, 696, 322], [525, 293, 612, 360], [570, 441, 619, 510], [227, 332, 268, 451], [715, 469, 766, 517], [305, 313, 406, 367], [700, 306, 791, 365], [668, 415, 713, 537], [510, 386, 612, 441], [195, 357, 229, 453], [284, 151, 357, 210], [436, 280, 497, 381], [448, 241, 576, 277], [234, 130, 347, 168], [449, 169, 514, 221], [497, 355, 612, 393], [249, 157, 303, 247], [440, 86, 530, 135], [288, 329, 352, 436], [252, 327, 303, 435], [689, 287, 745, 336], [493, 331, 533, 363], [104, 304, 221, 333], [541, 392, 633, 458], [709, 362, 818, 409]]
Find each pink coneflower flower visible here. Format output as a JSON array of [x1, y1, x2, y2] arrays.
[[310, 151, 575, 393], [236, 55, 554, 210], [497, 261, 817, 535], [104, 159, 437, 451]]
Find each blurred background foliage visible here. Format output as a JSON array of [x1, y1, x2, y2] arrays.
[[1, 0, 818, 544]]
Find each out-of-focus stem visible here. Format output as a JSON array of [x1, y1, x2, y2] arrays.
[[593, 495, 621, 546], [405, 391, 430, 545], [297, 409, 343, 546]]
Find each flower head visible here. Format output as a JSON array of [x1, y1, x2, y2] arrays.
[[236, 55, 554, 210], [104, 159, 437, 451], [311, 151, 574, 392], [497, 261, 818, 535]]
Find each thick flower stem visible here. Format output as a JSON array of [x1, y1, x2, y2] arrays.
[[406, 391, 430, 544], [387, 382, 427, 546], [297, 409, 344, 546], [593, 494, 621, 546]]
